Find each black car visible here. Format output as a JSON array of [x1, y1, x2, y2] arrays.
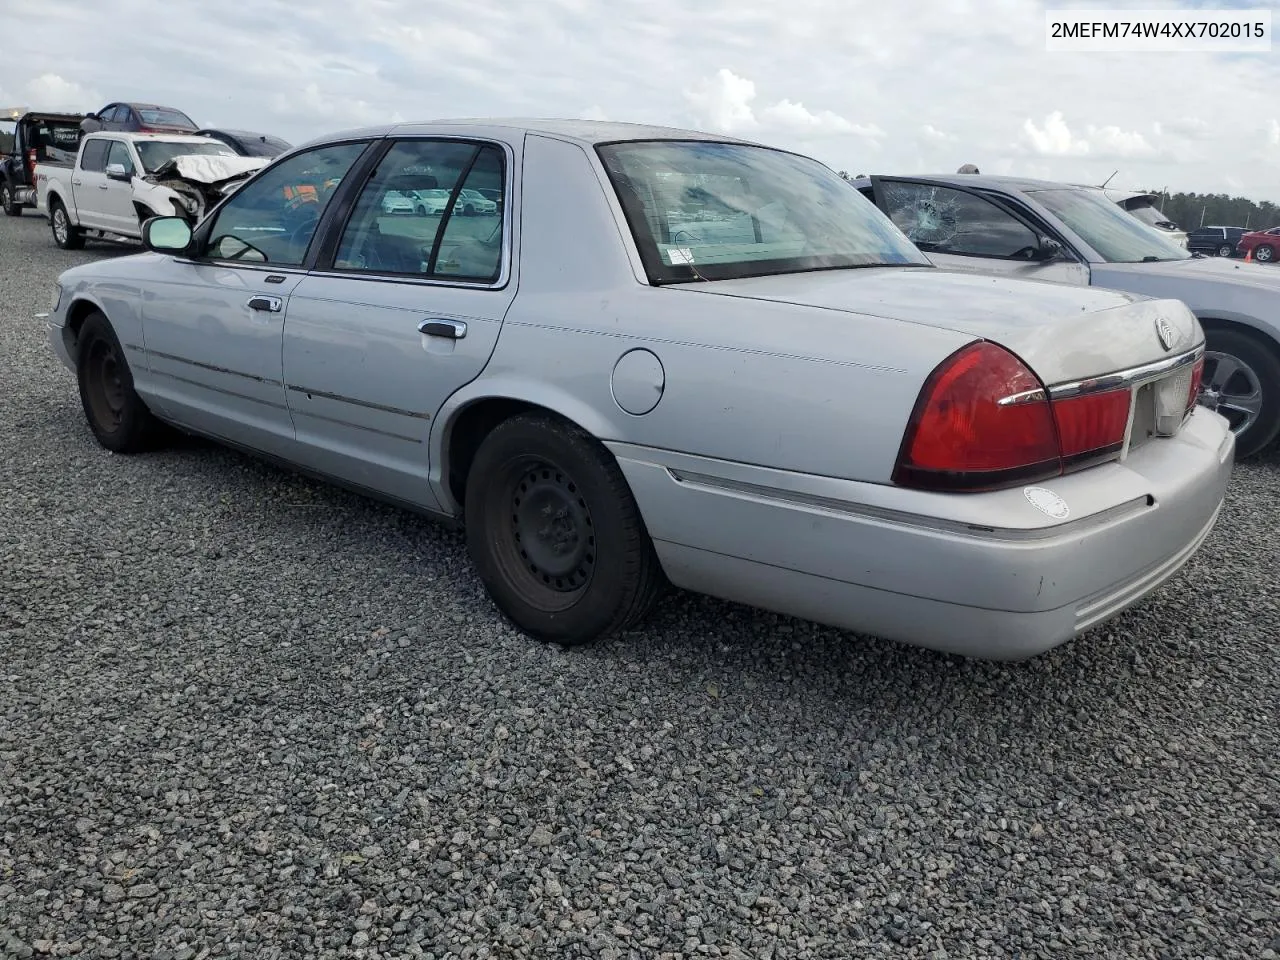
[[81, 102, 198, 135], [1186, 225, 1247, 258], [196, 128, 292, 158]]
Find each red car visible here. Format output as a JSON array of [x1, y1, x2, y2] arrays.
[[1235, 226, 1280, 263]]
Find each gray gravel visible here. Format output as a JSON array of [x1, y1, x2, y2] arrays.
[[2, 210, 1278, 960]]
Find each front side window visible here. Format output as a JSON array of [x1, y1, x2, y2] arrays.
[[135, 140, 236, 174], [878, 182, 1043, 259], [201, 140, 370, 267], [1030, 188, 1191, 263], [333, 139, 506, 283], [105, 141, 135, 176], [79, 139, 109, 173], [597, 140, 928, 284]]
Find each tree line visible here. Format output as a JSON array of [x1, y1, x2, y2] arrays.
[[1154, 191, 1280, 232]]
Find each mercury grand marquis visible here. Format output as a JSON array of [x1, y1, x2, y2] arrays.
[[45, 119, 1234, 659]]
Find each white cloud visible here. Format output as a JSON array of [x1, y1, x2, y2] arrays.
[[683, 69, 759, 134], [2, 0, 1280, 200]]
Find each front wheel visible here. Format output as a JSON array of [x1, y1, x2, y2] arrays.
[[465, 413, 665, 645], [1, 182, 21, 216], [1201, 327, 1280, 458], [49, 200, 85, 250], [76, 311, 168, 453]]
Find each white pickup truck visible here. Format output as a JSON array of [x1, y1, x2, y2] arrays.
[[35, 131, 269, 249]]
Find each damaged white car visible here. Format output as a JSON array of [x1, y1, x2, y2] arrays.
[[35, 132, 269, 249]]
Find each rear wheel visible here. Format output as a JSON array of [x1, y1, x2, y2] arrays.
[[76, 311, 167, 453], [465, 413, 665, 645], [1, 182, 21, 217], [49, 199, 85, 250], [1217, 243, 1234, 257], [1201, 326, 1280, 458], [1254, 244, 1274, 263]]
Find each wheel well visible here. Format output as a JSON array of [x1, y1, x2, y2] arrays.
[[1198, 317, 1280, 360], [445, 398, 583, 509], [65, 299, 102, 358]]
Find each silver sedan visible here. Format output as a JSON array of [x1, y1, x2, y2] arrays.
[[44, 119, 1234, 659]]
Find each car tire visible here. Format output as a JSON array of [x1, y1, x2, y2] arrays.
[[1254, 244, 1274, 263], [1202, 326, 1280, 458], [416, 205, 427, 216], [76, 311, 168, 453], [1217, 243, 1234, 257], [465, 412, 666, 646], [1, 182, 21, 216], [49, 199, 85, 250], [463, 203, 475, 217]]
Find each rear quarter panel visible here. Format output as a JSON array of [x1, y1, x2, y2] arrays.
[[433, 132, 976, 504]]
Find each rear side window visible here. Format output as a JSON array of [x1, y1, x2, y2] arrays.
[[79, 139, 109, 172]]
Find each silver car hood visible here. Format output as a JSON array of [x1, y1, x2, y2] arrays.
[[1094, 254, 1280, 292], [692, 266, 1202, 385]]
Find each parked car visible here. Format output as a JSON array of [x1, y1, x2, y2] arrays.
[[413, 187, 452, 215], [1, 107, 84, 215], [854, 173, 1280, 457], [380, 189, 417, 215], [1102, 188, 1189, 248], [80, 103, 198, 135], [1234, 226, 1280, 263], [1187, 226, 1247, 258], [196, 128, 292, 158], [455, 186, 497, 216], [43, 120, 1232, 660], [35, 132, 269, 244]]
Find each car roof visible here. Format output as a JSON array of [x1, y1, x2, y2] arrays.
[[857, 172, 1127, 194], [118, 102, 188, 112], [300, 117, 762, 150], [199, 128, 282, 140], [84, 131, 225, 144]]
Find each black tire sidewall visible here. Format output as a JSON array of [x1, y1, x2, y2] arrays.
[[465, 416, 646, 644], [76, 312, 156, 453], [1205, 327, 1280, 458]]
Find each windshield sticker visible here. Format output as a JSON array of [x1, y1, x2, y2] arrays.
[[667, 247, 696, 264]]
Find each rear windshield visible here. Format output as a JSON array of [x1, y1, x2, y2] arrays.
[[138, 107, 196, 128], [597, 139, 929, 283], [238, 135, 291, 158]]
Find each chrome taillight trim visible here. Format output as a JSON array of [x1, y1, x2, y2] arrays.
[[1047, 345, 1204, 400]]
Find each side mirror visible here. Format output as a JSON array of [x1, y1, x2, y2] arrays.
[[1037, 236, 1064, 261], [141, 216, 194, 254], [105, 163, 131, 182]]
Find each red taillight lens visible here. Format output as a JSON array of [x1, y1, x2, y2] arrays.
[[894, 341, 1134, 493], [1186, 354, 1205, 414], [893, 342, 1061, 491], [1052, 389, 1131, 466]]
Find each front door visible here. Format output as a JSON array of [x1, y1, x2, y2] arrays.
[[871, 177, 1090, 285], [139, 140, 374, 458], [100, 139, 140, 234], [281, 137, 515, 511]]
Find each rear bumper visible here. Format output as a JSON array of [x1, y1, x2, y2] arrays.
[[610, 408, 1234, 660]]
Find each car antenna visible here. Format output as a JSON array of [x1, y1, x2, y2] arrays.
[[1099, 170, 1119, 189]]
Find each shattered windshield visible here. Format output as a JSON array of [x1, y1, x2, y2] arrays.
[[135, 140, 237, 174], [597, 140, 929, 283], [1031, 187, 1191, 263]]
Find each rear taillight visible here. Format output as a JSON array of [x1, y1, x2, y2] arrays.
[[893, 341, 1133, 493], [1186, 354, 1205, 414]]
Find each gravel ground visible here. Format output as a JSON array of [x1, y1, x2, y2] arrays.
[[1, 210, 1277, 960]]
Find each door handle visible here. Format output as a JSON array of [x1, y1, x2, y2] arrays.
[[418, 318, 467, 340], [98, 184, 109, 190], [72, 179, 82, 186], [247, 295, 283, 313]]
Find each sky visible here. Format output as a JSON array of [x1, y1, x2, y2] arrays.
[[2, 0, 1277, 202]]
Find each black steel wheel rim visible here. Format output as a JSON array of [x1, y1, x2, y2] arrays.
[[494, 456, 596, 608], [85, 338, 126, 431]]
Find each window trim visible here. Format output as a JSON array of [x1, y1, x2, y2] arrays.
[[309, 135, 515, 292]]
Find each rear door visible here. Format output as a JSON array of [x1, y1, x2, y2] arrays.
[[870, 177, 1090, 285], [280, 136, 516, 511]]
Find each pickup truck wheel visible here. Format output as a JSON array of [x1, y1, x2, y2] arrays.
[[76, 311, 167, 453], [50, 200, 85, 250], [1201, 327, 1280, 458], [1217, 243, 1234, 257], [465, 413, 665, 646], [1, 182, 21, 216]]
